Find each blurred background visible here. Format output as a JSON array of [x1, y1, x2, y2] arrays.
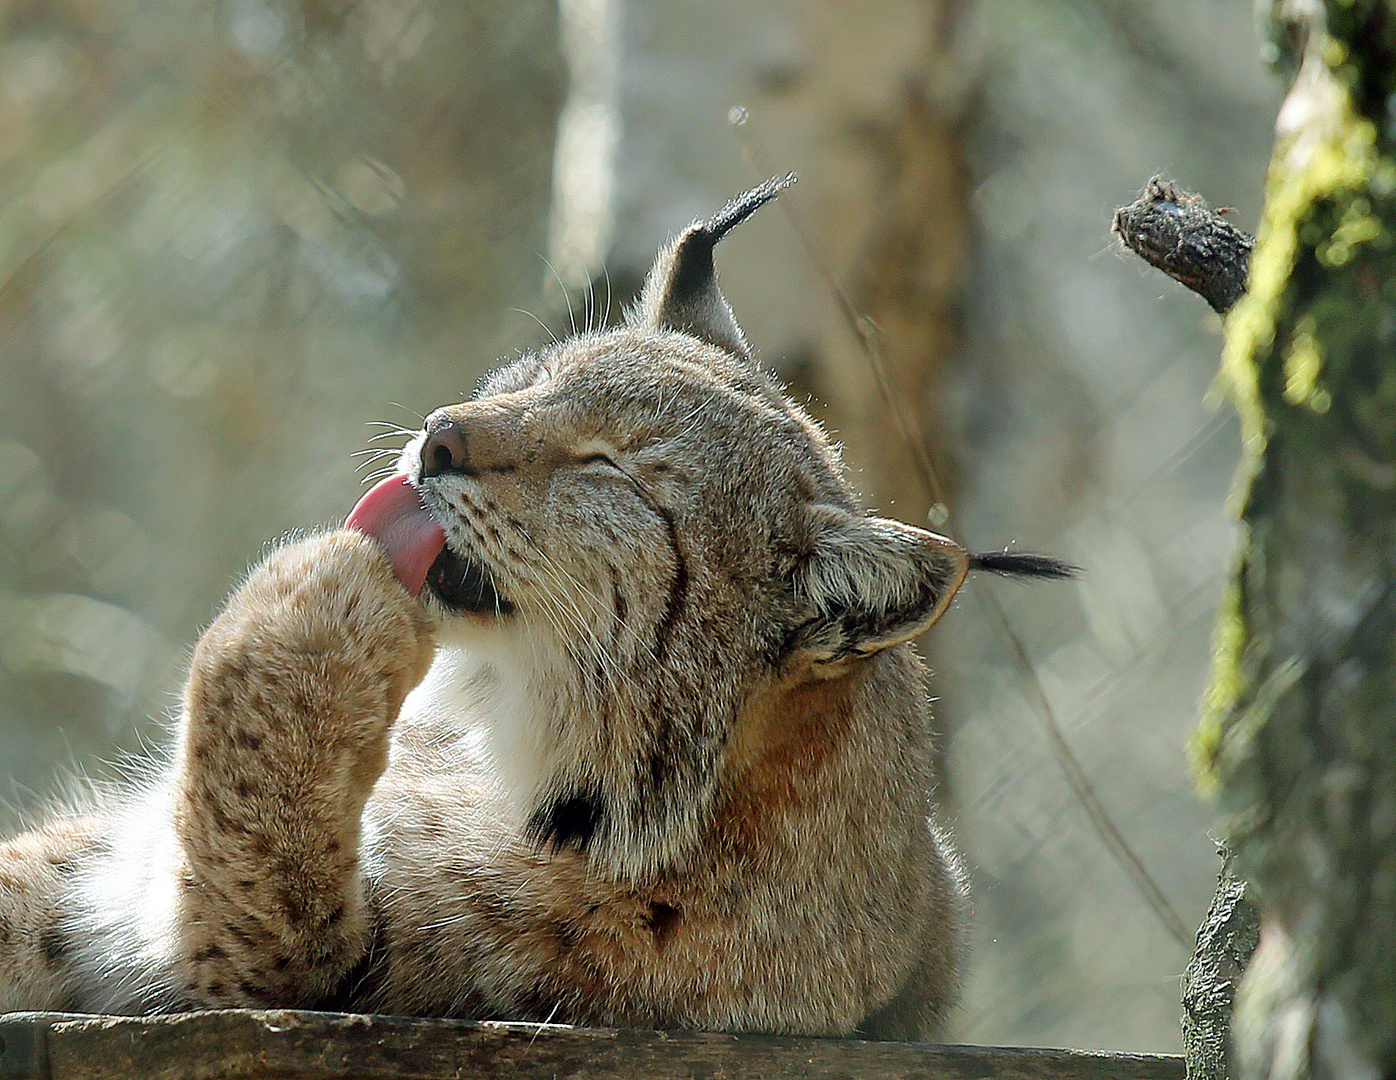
[[0, 0, 1279, 1055]]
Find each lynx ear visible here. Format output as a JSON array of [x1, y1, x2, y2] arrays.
[[631, 174, 795, 358], [791, 505, 970, 669]]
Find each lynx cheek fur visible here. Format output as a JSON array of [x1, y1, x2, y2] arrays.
[[0, 177, 1066, 1038]]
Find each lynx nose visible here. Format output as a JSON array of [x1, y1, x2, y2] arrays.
[[420, 416, 471, 478]]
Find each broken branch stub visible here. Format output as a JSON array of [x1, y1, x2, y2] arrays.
[[1113, 177, 1255, 314]]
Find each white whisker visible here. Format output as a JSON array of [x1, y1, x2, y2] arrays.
[[352, 450, 401, 475], [361, 464, 400, 486], [512, 307, 560, 346], [541, 257, 577, 337]]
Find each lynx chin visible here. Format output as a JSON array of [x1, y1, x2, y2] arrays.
[[0, 176, 1070, 1039]]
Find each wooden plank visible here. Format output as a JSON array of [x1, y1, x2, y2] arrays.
[[0, 1010, 1184, 1080]]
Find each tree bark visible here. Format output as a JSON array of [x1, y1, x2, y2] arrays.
[[0, 1009, 1187, 1080], [1197, 1, 1396, 1076], [1180, 847, 1260, 1080]]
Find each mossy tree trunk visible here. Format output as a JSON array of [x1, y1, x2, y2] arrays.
[[1197, 1, 1396, 1077]]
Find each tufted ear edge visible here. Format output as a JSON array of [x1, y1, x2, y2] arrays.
[[788, 507, 1079, 671], [630, 174, 795, 358], [789, 505, 970, 670]]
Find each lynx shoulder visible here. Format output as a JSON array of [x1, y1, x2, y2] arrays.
[[0, 176, 1069, 1037]]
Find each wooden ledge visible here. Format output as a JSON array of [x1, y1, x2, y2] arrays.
[[0, 1009, 1184, 1080]]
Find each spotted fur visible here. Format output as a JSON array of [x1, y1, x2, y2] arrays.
[[0, 179, 1057, 1037]]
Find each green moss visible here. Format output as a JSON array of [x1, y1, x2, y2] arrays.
[[1281, 318, 1324, 407], [1193, 575, 1244, 795], [1221, 112, 1379, 442], [1208, 10, 1396, 791], [1320, 197, 1383, 265]]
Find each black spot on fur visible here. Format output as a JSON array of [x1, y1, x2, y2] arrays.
[[526, 789, 607, 852], [206, 804, 233, 833], [276, 886, 308, 925], [609, 568, 628, 628], [39, 925, 70, 967], [191, 943, 227, 964], [645, 747, 670, 797], [228, 921, 259, 951], [470, 892, 516, 926], [231, 728, 263, 752], [645, 902, 681, 948], [552, 918, 583, 950]]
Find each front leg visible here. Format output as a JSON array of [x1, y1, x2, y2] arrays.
[[174, 530, 435, 1007]]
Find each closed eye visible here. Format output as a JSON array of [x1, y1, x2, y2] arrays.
[[570, 438, 627, 475]]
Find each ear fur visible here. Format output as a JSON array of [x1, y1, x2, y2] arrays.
[[791, 504, 970, 670], [632, 174, 795, 358]]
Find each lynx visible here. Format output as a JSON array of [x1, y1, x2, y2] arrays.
[[0, 177, 1067, 1039]]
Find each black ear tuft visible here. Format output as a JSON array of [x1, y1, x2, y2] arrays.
[[970, 551, 1079, 580], [631, 174, 795, 358], [704, 173, 796, 243]]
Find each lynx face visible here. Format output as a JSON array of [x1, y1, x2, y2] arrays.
[[413, 332, 838, 646], [363, 178, 974, 880]]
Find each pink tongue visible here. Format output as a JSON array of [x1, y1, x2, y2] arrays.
[[345, 475, 447, 596]]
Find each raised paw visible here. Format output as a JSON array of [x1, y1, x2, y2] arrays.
[[187, 528, 438, 745], [173, 528, 440, 1007]]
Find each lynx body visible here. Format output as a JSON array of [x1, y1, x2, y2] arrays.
[[0, 179, 1062, 1038]]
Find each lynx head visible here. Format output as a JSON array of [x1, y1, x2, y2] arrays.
[[361, 176, 1068, 879]]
